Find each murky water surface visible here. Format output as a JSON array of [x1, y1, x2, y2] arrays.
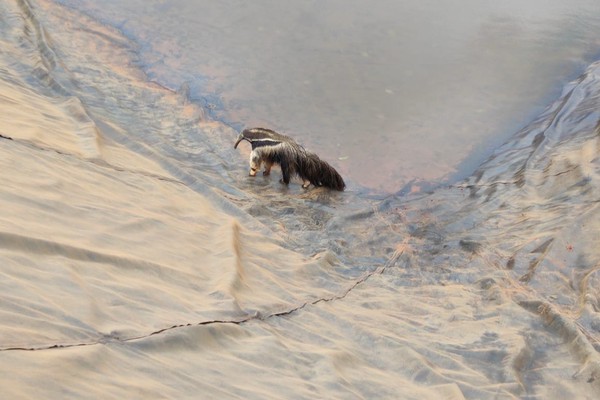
[[59, 0, 600, 190]]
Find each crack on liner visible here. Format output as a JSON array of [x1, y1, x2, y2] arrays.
[[0, 251, 403, 352]]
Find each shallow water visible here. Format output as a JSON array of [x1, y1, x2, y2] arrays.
[[58, 0, 600, 191], [0, 0, 599, 398]]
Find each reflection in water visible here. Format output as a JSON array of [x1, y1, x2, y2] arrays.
[[0, 0, 599, 398]]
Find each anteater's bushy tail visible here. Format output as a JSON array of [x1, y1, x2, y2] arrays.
[[295, 150, 346, 191]]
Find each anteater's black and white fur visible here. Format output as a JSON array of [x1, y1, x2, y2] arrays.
[[234, 127, 345, 191]]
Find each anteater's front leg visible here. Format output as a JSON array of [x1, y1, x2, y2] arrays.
[[249, 151, 261, 176]]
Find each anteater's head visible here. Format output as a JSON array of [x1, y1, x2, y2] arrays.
[[234, 127, 285, 149], [233, 132, 246, 149]]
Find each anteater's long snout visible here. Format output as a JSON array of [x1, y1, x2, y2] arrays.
[[233, 134, 245, 149]]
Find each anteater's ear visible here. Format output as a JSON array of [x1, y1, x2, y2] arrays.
[[234, 133, 245, 149]]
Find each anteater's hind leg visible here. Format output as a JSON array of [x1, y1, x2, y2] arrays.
[[279, 159, 291, 185]]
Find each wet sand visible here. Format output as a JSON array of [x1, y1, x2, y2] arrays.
[[1, 0, 599, 398]]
